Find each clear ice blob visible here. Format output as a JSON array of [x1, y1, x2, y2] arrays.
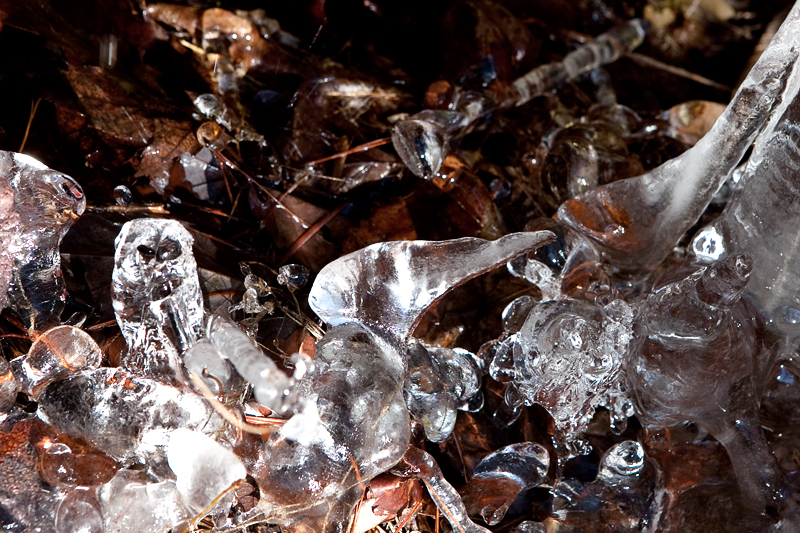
[[14, 325, 102, 400], [37, 367, 224, 464], [403, 342, 458, 442], [391, 116, 448, 178], [252, 322, 410, 533], [277, 263, 310, 290], [0, 151, 86, 332], [111, 218, 204, 385], [403, 342, 482, 441], [551, 440, 664, 532], [98, 470, 188, 533], [461, 442, 550, 525], [56, 488, 103, 533], [557, 2, 800, 273], [167, 428, 246, 515], [627, 255, 791, 511], [0, 356, 19, 412]]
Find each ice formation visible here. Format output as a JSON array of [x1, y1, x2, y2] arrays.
[[0, 151, 86, 331], [491, 298, 634, 456], [296, 232, 553, 530], [8, 3, 800, 532], [557, 0, 800, 273], [552, 441, 664, 531], [12, 325, 102, 400], [37, 367, 226, 466], [167, 428, 246, 515], [111, 218, 204, 384]]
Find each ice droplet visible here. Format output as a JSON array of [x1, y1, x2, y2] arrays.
[[56, 488, 103, 533], [597, 440, 645, 486], [113, 185, 132, 207], [277, 263, 310, 290]]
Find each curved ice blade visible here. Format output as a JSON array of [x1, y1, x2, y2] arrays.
[[309, 231, 554, 346]]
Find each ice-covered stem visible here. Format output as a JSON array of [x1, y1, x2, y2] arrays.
[[703, 379, 791, 513], [558, 0, 800, 272], [392, 446, 491, 533], [391, 21, 645, 178], [308, 231, 554, 349], [205, 314, 294, 414], [0, 152, 86, 332], [504, 19, 645, 108]]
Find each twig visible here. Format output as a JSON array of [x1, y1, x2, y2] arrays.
[[626, 52, 733, 91], [279, 202, 349, 263], [19, 98, 42, 153], [305, 137, 393, 166]]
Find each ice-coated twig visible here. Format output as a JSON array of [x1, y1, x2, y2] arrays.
[[504, 19, 645, 108], [393, 446, 492, 533], [308, 231, 554, 348], [391, 20, 645, 178], [557, 0, 800, 272]]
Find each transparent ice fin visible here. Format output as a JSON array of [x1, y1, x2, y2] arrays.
[[462, 442, 550, 525], [309, 231, 555, 347]]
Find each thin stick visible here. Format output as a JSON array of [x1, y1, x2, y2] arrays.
[[395, 500, 423, 531], [19, 98, 41, 153], [279, 202, 348, 263], [626, 52, 733, 91], [305, 137, 393, 166], [190, 372, 276, 435]]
